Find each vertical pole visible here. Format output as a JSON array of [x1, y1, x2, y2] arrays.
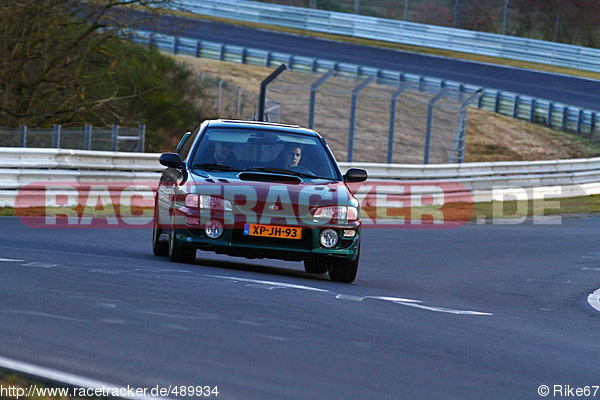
[[53, 124, 61, 149], [529, 99, 537, 123], [347, 76, 374, 162], [84, 124, 92, 150], [555, 0, 562, 42], [591, 112, 597, 139], [139, 125, 146, 152], [258, 64, 287, 122], [387, 85, 407, 164], [547, 103, 554, 128], [424, 89, 447, 165], [19, 125, 27, 148], [404, 0, 409, 21], [308, 70, 335, 129], [454, 0, 459, 28], [217, 80, 223, 114], [111, 124, 119, 151], [237, 87, 243, 120], [503, 0, 509, 35], [354, 0, 359, 14]]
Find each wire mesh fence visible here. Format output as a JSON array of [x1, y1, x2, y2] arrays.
[[263, 69, 479, 164], [0, 125, 146, 152]]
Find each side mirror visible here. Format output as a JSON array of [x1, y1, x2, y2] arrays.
[[159, 153, 183, 169], [343, 168, 368, 183]]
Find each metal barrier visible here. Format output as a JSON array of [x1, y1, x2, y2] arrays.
[[128, 30, 599, 139], [0, 125, 146, 152], [177, 0, 600, 74], [1, 148, 600, 207]]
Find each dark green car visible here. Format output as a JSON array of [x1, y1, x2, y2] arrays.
[[153, 120, 367, 283]]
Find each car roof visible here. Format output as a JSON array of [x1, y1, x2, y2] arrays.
[[206, 119, 322, 138]]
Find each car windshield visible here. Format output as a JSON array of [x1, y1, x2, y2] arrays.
[[191, 128, 339, 180]]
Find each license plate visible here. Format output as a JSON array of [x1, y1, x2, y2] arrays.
[[244, 223, 302, 239]]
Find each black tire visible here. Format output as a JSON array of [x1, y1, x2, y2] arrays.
[[152, 224, 169, 257], [304, 260, 328, 274], [168, 221, 196, 263], [328, 251, 359, 283], [152, 204, 168, 256]]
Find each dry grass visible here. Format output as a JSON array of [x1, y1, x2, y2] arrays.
[[177, 56, 600, 163]]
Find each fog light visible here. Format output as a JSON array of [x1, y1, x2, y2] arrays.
[[343, 229, 356, 238], [319, 229, 338, 248], [204, 220, 224, 239]]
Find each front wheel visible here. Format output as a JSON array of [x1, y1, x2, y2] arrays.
[[168, 221, 196, 263], [328, 252, 359, 283]]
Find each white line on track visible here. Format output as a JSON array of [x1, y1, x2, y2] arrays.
[[0, 258, 25, 262], [587, 289, 600, 312], [0, 355, 170, 400]]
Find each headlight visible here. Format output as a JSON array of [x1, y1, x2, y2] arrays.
[[185, 194, 232, 211], [319, 229, 339, 248], [313, 206, 358, 221]]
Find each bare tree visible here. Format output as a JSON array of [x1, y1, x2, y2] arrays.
[[0, 0, 185, 126]]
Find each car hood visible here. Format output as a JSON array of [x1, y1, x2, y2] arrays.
[[188, 170, 358, 221]]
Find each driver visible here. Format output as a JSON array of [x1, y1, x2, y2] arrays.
[[281, 144, 302, 168]]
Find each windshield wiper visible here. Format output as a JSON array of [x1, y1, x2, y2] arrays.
[[192, 163, 241, 172]]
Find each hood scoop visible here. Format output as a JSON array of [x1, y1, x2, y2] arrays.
[[238, 171, 302, 183]]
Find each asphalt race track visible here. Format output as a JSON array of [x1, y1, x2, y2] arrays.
[[154, 15, 600, 111], [1, 216, 600, 399]]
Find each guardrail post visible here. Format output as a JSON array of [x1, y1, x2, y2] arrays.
[[547, 103, 554, 128], [195, 40, 202, 58], [529, 98, 537, 123], [513, 95, 520, 118], [111, 124, 119, 151], [241, 48, 247, 64], [494, 91, 502, 113], [577, 109, 584, 135], [348, 76, 374, 162], [387, 85, 408, 163], [562, 106, 569, 132], [53, 124, 61, 149], [308, 70, 336, 129], [424, 89, 447, 165], [265, 51, 272, 68], [138, 125, 146, 152], [258, 64, 287, 121], [219, 44, 225, 61], [172, 36, 178, 54], [84, 124, 92, 150], [18, 125, 27, 148], [592, 112, 597, 138]]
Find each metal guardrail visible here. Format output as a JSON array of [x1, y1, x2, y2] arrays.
[[129, 30, 599, 138], [177, 0, 600, 74], [1, 149, 600, 207]]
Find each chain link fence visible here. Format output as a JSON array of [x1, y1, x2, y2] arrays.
[[0, 125, 146, 152], [263, 69, 480, 164]]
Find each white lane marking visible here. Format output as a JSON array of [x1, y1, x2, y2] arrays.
[[0, 258, 25, 262], [0, 354, 170, 400], [207, 275, 330, 292], [395, 301, 494, 316], [0, 310, 86, 322], [587, 289, 600, 312], [208, 274, 492, 316]]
